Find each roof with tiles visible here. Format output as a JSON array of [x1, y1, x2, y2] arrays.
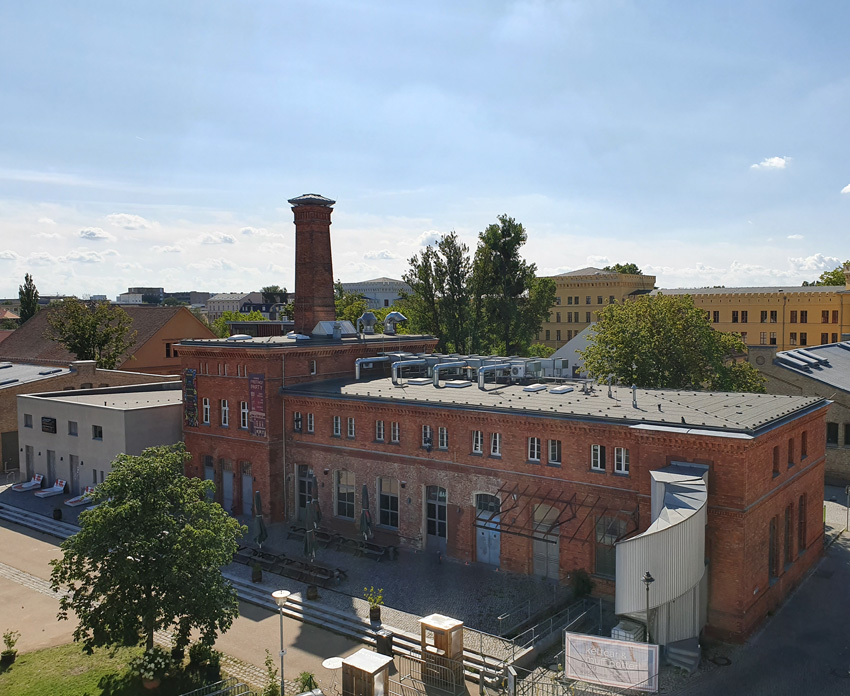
[[284, 377, 826, 436]]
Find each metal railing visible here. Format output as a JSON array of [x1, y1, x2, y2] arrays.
[[497, 598, 532, 636], [395, 652, 465, 695], [178, 677, 237, 696], [512, 598, 602, 652], [3, 468, 20, 485]]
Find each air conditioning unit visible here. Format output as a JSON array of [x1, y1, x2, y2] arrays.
[[511, 366, 523, 377]]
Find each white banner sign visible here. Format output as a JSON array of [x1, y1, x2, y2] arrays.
[[564, 632, 659, 692]]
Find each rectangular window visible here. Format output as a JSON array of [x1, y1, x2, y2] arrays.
[[822, 310, 830, 323], [770, 310, 777, 323], [787, 437, 794, 467], [555, 296, 561, 305], [556, 330, 561, 341], [165, 342, 171, 358], [832, 310, 839, 324], [845, 423, 850, 446], [609, 295, 615, 304], [335, 470, 355, 519], [790, 310, 797, 323], [220, 400, 229, 426], [438, 426, 448, 449], [597, 296, 603, 305], [528, 437, 541, 462], [556, 312, 561, 323], [375, 420, 384, 441], [333, 415, 341, 437], [591, 444, 606, 471], [798, 495, 807, 555], [595, 516, 624, 578], [761, 310, 768, 323], [615, 447, 630, 474], [567, 312, 573, 323], [790, 332, 797, 346], [821, 332, 829, 345], [238, 401, 247, 428], [713, 311, 720, 323], [585, 312, 591, 323], [586, 296, 591, 304], [202, 398, 210, 424], [773, 445, 780, 476], [294, 411, 302, 432], [309, 360, 317, 375], [740, 332, 747, 343], [472, 430, 483, 454], [567, 296, 573, 305], [24, 414, 32, 428], [760, 332, 767, 345], [827, 422, 839, 445], [68, 421, 78, 436], [574, 296, 579, 305], [548, 439, 561, 465], [545, 330, 550, 340], [741, 310, 748, 323], [379, 478, 399, 528], [770, 332, 777, 345], [833, 333, 839, 343], [800, 332, 807, 346], [732, 311, 738, 323], [307, 413, 314, 433], [422, 424, 433, 448], [347, 417, 355, 438], [92, 424, 103, 440], [390, 421, 400, 443], [800, 311, 808, 323], [769, 517, 778, 580], [490, 432, 501, 456]]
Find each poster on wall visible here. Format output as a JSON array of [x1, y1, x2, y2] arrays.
[[564, 632, 659, 692], [183, 368, 198, 428], [249, 373, 267, 437]]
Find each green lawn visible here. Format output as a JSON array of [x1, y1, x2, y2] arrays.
[[0, 643, 213, 696]]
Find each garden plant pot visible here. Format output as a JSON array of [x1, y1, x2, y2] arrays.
[[0, 651, 16, 667], [142, 677, 161, 690], [369, 605, 381, 623], [306, 584, 319, 600]]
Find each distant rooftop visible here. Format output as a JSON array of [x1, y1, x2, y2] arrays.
[[342, 277, 407, 285], [25, 381, 182, 409], [284, 377, 825, 436], [0, 362, 72, 390], [179, 332, 435, 350], [655, 285, 848, 296], [556, 267, 619, 277], [771, 342, 850, 393], [288, 193, 336, 207]]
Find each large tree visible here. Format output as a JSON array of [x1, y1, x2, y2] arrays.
[[603, 262, 643, 275], [472, 215, 556, 356], [802, 261, 849, 286], [334, 281, 368, 325], [44, 299, 137, 369], [50, 444, 245, 652], [18, 273, 39, 323], [580, 293, 765, 392]]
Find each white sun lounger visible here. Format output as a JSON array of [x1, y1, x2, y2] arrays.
[[65, 486, 96, 507], [11, 473, 43, 492], [34, 479, 67, 498]]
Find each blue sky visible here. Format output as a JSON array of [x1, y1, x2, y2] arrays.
[[1, 1, 848, 299]]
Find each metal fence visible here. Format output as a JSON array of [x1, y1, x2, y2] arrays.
[[512, 598, 602, 652], [393, 653, 465, 696], [497, 598, 532, 636]]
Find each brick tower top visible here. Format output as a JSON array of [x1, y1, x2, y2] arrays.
[[289, 194, 336, 335]]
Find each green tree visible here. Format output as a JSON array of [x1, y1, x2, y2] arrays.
[[50, 444, 245, 652], [141, 293, 161, 305], [802, 261, 849, 286], [212, 310, 267, 338], [163, 297, 186, 306], [44, 299, 137, 369], [472, 215, 556, 356], [18, 273, 39, 323], [526, 343, 555, 357], [603, 262, 643, 275], [261, 285, 289, 305], [580, 293, 765, 392], [334, 281, 368, 324], [401, 246, 443, 340]]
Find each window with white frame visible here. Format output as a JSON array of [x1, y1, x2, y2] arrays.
[[591, 444, 606, 471], [202, 398, 210, 425], [548, 439, 561, 465], [528, 437, 541, 461], [347, 417, 355, 438], [614, 447, 630, 474], [375, 420, 385, 441], [379, 477, 399, 528], [294, 411, 303, 432], [309, 360, 317, 375], [333, 415, 341, 436], [307, 413, 314, 433], [335, 470, 355, 519], [491, 432, 502, 456], [390, 421, 400, 443], [438, 426, 448, 449], [240, 401, 249, 429], [472, 430, 483, 454], [422, 424, 433, 448], [221, 400, 229, 427]]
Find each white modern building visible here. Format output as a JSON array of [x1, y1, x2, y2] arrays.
[[17, 382, 182, 495], [340, 277, 411, 309], [549, 324, 594, 378]]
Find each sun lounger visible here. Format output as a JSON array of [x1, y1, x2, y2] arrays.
[[34, 479, 67, 498], [11, 473, 43, 492], [65, 486, 96, 507]]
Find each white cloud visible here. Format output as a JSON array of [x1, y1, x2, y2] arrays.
[[363, 249, 399, 260], [152, 245, 182, 254], [187, 257, 239, 271], [0, 250, 20, 261], [105, 213, 151, 230], [199, 232, 236, 245], [28, 252, 57, 266], [842, 183, 850, 194], [36, 232, 61, 239], [750, 156, 789, 170], [586, 255, 611, 267], [64, 249, 119, 264], [416, 230, 441, 246], [38, 217, 55, 225], [79, 227, 114, 241], [240, 226, 277, 237], [787, 234, 804, 240], [788, 253, 841, 273]]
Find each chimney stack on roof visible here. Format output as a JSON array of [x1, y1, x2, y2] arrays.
[[289, 194, 336, 335]]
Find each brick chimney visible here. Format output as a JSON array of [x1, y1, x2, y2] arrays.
[[289, 194, 336, 335]]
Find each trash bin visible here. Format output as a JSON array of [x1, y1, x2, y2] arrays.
[[376, 628, 393, 656], [52, 508, 62, 521]]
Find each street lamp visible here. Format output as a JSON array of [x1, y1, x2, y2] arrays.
[[641, 572, 654, 644], [272, 589, 291, 695]]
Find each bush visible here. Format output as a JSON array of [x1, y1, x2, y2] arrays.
[[128, 646, 172, 681], [297, 671, 318, 692], [570, 569, 595, 599], [263, 649, 281, 696]]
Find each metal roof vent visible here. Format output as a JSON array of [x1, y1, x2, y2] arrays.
[[549, 385, 574, 394], [0, 362, 12, 369], [408, 377, 431, 386], [383, 311, 407, 335], [357, 311, 377, 335], [523, 383, 547, 392], [226, 334, 253, 341], [445, 380, 472, 388]]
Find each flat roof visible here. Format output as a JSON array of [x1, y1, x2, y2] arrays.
[[772, 343, 850, 393], [284, 377, 825, 435], [654, 285, 847, 296], [23, 381, 182, 410], [179, 333, 435, 349], [0, 362, 73, 390]]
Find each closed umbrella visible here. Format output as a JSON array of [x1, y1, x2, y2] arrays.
[[304, 475, 320, 560], [360, 484, 373, 541], [253, 490, 268, 549]]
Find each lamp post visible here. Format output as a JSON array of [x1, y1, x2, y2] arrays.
[[641, 572, 654, 644], [272, 590, 291, 695]]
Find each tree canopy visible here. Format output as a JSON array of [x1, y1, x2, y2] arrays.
[[211, 310, 267, 338], [580, 293, 765, 392], [261, 285, 289, 305], [603, 262, 643, 275], [50, 444, 245, 653], [44, 299, 137, 368], [18, 273, 39, 323], [334, 281, 368, 324], [802, 261, 849, 286]]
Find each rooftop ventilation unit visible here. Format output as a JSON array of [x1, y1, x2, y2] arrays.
[[357, 311, 377, 335], [0, 378, 18, 386], [38, 368, 62, 375], [792, 348, 828, 364], [0, 362, 12, 369], [784, 351, 820, 366], [523, 383, 547, 392], [408, 378, 432, 386], [226, 334, 253, 341], [777, 355, 810, 370], [445, 380, 472, 388], [549, 385, 574, 394]]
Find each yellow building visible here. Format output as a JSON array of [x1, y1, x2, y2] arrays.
[[538, 267, 656, 349]]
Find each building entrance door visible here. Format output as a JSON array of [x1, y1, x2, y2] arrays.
[[47, 450, 56, 485], [69, 455, 80, 495], [533, 503, 560, 580], [426, 486, 447, 553], [297, 465, 313, 521], [242, 473, 253, 516], [222, 468, 234, 514], [476, 494, 501, 566]]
